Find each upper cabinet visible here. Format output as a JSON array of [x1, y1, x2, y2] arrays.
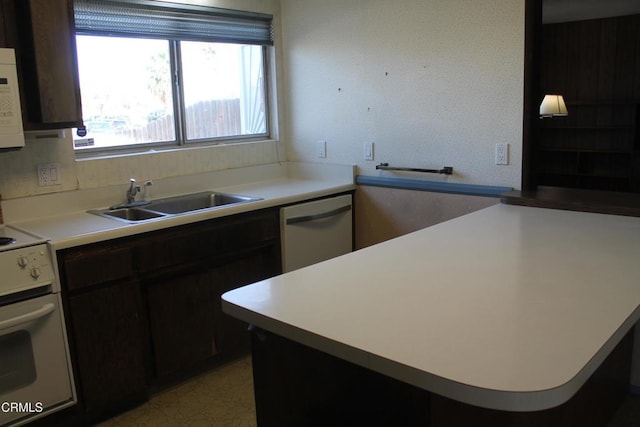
[[0, 0, 83, 130]]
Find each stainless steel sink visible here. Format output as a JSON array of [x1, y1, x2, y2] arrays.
[[88, 191, 262, 223], [146, 191, 262, 214], [89, 207, 167, 223]]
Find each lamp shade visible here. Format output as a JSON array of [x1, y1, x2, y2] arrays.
[[539, 94, 568, 117]]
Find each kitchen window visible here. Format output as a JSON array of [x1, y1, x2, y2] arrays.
[[72, 0, 273, 154]]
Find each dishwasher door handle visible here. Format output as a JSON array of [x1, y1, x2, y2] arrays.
[[286, 204, 352, 225]]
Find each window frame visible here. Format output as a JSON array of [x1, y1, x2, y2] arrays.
[[72, 1, 273, 157]]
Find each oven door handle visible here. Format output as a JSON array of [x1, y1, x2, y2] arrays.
[[0, 303, 55, 331]]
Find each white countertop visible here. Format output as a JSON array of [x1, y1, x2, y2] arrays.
[[5, 162, 355, 249], [222, 204, 640, 412]]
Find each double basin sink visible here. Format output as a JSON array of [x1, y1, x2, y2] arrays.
[[89, 191, 263, 223]]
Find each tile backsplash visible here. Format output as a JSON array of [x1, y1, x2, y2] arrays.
[[0, 131, 282, 200]]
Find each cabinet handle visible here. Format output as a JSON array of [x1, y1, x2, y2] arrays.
[[285, 205, 351, 225], [0, 303, 55, 331]]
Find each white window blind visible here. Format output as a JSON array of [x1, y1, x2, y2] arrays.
[[74, 0, 273, 45]]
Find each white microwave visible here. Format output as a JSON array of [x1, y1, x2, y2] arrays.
[[0, 48, 25, 149]]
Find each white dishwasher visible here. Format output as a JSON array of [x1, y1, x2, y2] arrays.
[[281, 194, 353, 273]]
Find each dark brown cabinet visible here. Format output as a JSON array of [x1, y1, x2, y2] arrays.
[[59, 242, 148, 421], [140, 208, 281, 383], [0, 0, 83, 129], [57, 208, 281, 422], [67, 280, 148, 416], [146, 269, 218, 378]]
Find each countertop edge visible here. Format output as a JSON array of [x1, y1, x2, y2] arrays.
[[221, 204, 640, 412], [222, 256, 640, 413]]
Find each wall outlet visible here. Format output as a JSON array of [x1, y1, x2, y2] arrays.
[[317, 140, 326, 158], [37, 163, 61, 186], [495, 143, 509, 165], [364, 142, 374, 161]]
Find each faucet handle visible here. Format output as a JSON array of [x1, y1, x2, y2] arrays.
[[142, 180, 153, 201]]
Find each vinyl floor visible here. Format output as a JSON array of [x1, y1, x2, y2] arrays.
[[97, 356, 257, 427], [98, 355, 640, 427]]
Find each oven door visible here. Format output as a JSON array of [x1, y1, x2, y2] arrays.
[[0, 293, 74, 426]]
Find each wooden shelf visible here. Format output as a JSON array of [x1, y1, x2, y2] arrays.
[[522, 11, 640, 195], [540, 148, 632, 154], [540, 126, 633, 130], [501, 186, 640, 217]]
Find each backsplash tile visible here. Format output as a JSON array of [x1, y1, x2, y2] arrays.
[[0, 131, 282, 200]]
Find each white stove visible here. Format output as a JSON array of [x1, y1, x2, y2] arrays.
[[0, 225, 54, 297], [0, 224, 47, 251], [0, 224, 76, 426]]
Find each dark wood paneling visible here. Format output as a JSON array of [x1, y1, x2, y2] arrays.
[[539, 14, 640, 193], [0, 2, 6, 46], [501, 185, 640, 217], [521, 0, 543, 191], [612, 16, 636, 101]]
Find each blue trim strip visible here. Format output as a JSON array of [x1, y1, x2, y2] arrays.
[[629, 384, 640, 396], [356, 175, 512, 198]]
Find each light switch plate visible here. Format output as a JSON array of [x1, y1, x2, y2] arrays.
[[317, 140, 326, 158], [364, 142, 374, 161]]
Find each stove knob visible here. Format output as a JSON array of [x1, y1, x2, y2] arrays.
[[30, 267, 41, 279], [17, 256, 29, 268]]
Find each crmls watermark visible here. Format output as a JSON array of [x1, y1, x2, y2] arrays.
[[1, 401, 44, 413]]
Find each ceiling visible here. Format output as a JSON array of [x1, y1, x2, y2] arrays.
[[543, 0, 640, 23]]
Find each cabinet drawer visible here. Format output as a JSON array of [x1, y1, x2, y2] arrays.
[[136, 209, 279, 273], [62, 246, 134, 291]]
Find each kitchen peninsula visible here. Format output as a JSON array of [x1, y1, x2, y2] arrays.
[[222, 204, 640, 426]]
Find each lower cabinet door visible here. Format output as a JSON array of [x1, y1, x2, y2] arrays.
[[146, 270, 217, 379], [68, 279, 148, 417], [215, 246, 281, 356]]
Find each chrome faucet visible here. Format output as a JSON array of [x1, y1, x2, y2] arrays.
[[126, 178, 141, 204], [109, 178, 151, 209]]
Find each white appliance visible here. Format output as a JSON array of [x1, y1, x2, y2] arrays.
[[0, 225, 75, 426], [0, 48, 24, 150], [281, 194, 353, 273]]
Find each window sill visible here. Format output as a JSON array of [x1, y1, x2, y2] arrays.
[[75, 138, 278, 162]]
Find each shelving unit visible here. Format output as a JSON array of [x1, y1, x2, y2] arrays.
[[538, 14, 640, 193], [539, 102, 639, 191]]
